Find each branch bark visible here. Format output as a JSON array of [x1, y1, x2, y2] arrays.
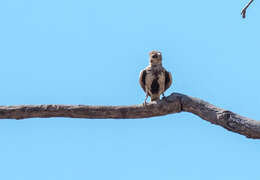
[[0, 92, 260, 139], [241, 0, 254, 18]]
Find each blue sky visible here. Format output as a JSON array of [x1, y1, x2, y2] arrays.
[[0, 0, 260, 179]]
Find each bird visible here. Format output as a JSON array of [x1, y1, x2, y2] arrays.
[[139, 50, 172, 104]]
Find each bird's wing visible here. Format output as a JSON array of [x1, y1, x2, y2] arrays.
[[164, 70, 172, 91], [139, 69, 147, 92]]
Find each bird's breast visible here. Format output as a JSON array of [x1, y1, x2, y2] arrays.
[[145, 69, 165, 95]]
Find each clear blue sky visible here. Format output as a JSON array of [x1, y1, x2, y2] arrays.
[[0, 0, 260, 179]]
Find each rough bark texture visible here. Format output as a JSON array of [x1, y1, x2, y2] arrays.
[[0, 93, 260, 139]]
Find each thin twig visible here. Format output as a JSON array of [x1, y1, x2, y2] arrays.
[[241, 0, 254, 18]]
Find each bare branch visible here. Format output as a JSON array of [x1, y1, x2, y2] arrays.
[[241, 0, 254, 18], [0, 92, 260, 139]]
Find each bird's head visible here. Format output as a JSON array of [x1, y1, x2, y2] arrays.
[[149, 50, 162, 66]]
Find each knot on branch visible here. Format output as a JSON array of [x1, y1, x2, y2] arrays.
[[41, 105, 60, 111], [218, 110, 246, 132], [165, 93, 183, 112]]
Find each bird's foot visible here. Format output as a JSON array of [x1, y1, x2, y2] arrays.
[[162, 93, 169, 102], [162, 93, 166, 99], [143, 94, 149, 106]]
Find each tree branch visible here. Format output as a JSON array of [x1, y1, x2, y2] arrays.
[[241, 0, 254, 18], [0, 92, 260, 139]]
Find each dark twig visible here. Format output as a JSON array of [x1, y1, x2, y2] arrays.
[[241, 0, 254, 18]]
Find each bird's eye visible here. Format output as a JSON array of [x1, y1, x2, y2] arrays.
[[152, 54, 158, 58]]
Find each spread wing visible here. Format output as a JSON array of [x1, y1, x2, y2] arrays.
[[164, 70, 172, 91], [139, 69, 147, 92]]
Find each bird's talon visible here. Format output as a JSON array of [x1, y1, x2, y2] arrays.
[[164, 97, 169, 102], [162, 93, 166, 100]]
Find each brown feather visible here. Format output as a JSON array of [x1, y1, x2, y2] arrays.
[[164, 70, 172, 91], [139, 69, 147, 93]]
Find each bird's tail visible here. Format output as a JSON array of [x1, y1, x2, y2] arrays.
[[150, 95, 160, 102]]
